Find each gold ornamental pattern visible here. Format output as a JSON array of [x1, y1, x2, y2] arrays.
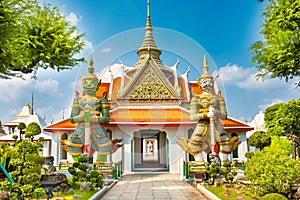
[[128, 67, 173, 99]]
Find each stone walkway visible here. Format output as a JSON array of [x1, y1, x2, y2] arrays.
[[100, 174, 209, 200]]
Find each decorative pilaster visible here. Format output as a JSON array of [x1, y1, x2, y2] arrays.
[[181, 66, 190, 101]]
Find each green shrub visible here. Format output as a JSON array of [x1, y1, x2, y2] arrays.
[[21, 184, 34, 197], [245, 137, 300, 196], [78, 171, 86, 178], [73, 162, 80, 168], [90, 178, 97, 183], [81, 178, 87, 182], [0, 181, 13, 192], [68, 167, 77, 175], [78, 156, 88, 163], [33, 188, 46, 199], [72, 176, 79, 182], [22, 173, 41, 186], [90, 170, 99, 178], [97, 174, 103, 179], [245, 152, 254, 159], [72, 181, 81, 189], [78, 164, 88, 171], [86, 174, 91, 180], [260, 193, 288, 200], [96, 179, 104, 188], [222, 162, 231, 167]]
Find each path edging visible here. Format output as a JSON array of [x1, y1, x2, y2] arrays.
[[196, 184, 221, 200], [89, 180, 118, 200]]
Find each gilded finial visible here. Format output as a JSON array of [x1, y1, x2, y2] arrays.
[[89, 55, 94, 66], [203, 54, 208, 74], [199, 54, 213, 80], [88, 55, 94, 74], [82, 55, 98, 82]]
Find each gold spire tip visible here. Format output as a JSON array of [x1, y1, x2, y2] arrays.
[[147, 0, 150, 17], [88, 55, 94, 74], [89, 55, 94, 66], [203, 54, 207, 66]]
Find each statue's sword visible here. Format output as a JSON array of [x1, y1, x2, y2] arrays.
[[84, 105, 92, 154], [209, 105, 217, 155]]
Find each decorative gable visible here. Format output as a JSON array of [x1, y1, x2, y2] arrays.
[[128, 66, 173, 99], [118, 57, 181, 105]]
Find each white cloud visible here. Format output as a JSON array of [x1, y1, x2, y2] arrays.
[[34, 106, 53, 120], [98, 63, 131, 83], [218, 64, 296, 91], [50, 107, 72, 124], [84, 40, 94, 51], [73, 40, 94, 60], [1, 108, 19, 123], [258, 99, 284, 111], [0, 75, 32, 102], [218, 64, 256, 84], [101, 47, 111, 53], [66, 12, 81, 25], [70, 79, 82, 94], [33, 79, 60, 95]]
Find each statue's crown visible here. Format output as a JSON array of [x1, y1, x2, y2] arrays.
[[197, 54, 213, 88], [82, 55, 98, 81]]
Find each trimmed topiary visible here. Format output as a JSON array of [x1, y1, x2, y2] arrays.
[[260, 193, 288, 200]]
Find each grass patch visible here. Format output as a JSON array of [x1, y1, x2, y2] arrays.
[[49, 189, 98, 200], [207, 184, 258, 200]]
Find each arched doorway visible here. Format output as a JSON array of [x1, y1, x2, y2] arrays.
[[132, 129, 168, 171]]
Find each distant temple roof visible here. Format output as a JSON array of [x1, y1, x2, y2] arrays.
[[4, 102, 32, 127]]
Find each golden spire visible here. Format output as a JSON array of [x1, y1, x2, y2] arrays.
[[147, 0, 150, 18], [88, 55, 94, 74], [83, 55, 98, 81], [200, 54, 213, 80], [137, 0, 161, 58], [203, 54, 208, 73]]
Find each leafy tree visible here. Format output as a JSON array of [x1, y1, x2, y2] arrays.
[[0, 0, 85, 79], [245, 137, 300, 197], [25, 122, 41, 142], [17, 122, 26, 140], [264, 99, 300, 158], [248, 131, 271, 150], [250, 0, 300, 87]]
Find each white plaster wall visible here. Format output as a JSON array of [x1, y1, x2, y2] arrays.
[[42, 141, 50, 157], [111, 127, 123, 163], [164, 126, 189, 174], [50, 133, 59, 165], [238, 132, 247, 162], [122, 132, 133, 174]]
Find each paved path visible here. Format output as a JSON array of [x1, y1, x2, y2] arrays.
[[100, 174, 209, 200]]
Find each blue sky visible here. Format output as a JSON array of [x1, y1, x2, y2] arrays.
[[0, 0, 299, 128]]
